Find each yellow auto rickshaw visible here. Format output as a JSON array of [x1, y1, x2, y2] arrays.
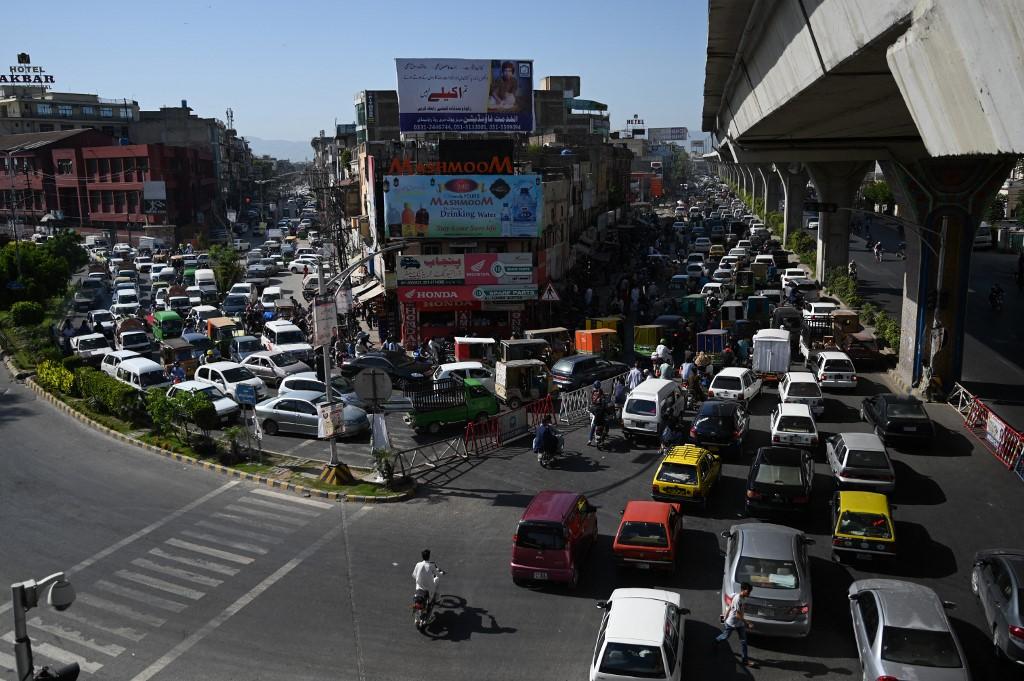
[[159, 337, 198, 377], [208, 317, 244, 356], [575, 328, 621, 360], [523, 327, 573, 361], [719, 300, 746, 330], [633, 324, 665, 357], [499, 338, 551, 363], [585, 315, 625, 337], [495, 359, 551, 409]]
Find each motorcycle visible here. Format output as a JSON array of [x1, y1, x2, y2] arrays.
[[536, 430, 565, 468], [593, 405, 614, 450], [990, 289, 1005, 312], [413, 567, 445, 631]]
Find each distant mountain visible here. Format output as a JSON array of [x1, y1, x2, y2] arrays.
[[246, 137, 313, 162]]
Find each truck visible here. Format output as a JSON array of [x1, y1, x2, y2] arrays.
[[751, 328, 791, 383], [266, 228, 283, 241], [85, 235, 109, 249], [137, 235, 163, 252], [799, 318, 835, 366], [403, 376, 499, 435]]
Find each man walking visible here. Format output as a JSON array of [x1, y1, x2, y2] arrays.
[[626, 361, 644, 391], [714, 581, 755, 667]]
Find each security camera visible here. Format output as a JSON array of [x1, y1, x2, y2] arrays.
[[47, 577, 75, 612]]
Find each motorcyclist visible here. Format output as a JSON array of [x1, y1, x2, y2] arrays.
[[847, 260, 858, 281], [533, 415, 559, 461], [896, 242, 906, 260], [587, 381, 607, 446], [990, 283, 1005, 308], [873, 241, 884, 262], [412, 549, 440, 600], [170, 361, 186, 384], [660, 416, 687, 455]]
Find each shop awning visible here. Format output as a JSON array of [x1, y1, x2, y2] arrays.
[[351, 279, 378, 298], [357, 283, 385, 302]]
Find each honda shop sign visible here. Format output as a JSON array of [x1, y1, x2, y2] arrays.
[[398, 253, 532, 286], [471, 285, 537, 302], [400, 285, 537, 303]]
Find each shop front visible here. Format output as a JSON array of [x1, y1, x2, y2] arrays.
[[402, 300, 525, 347]]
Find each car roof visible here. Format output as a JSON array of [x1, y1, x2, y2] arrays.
[[878, 393, 922, 405], [629, 377, 676, 395], [838, 490, 890, 514], [851, 579, 947, 631], [621, 500, 674, 523], [77, 333, 107, 341], [271, 390, 321, 402], [715, 367, 748, 377], [665, 444, 711, 464], [785, 372, 818, 383], [204, 361, 244, 371], [119, 357, 162, 371], [522, 490, 581, 522], [732, 523, 802, 559], [106, 349, 139, 359], [605, 589, 679, 644], [265, 319, 300, 330], [439, 361, 485, 372], [777, 403, 812, 416], [697, 400, 740, 416], [170, 380, 213, 392]]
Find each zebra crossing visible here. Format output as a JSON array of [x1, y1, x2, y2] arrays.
[[0, 486, 339, 679]]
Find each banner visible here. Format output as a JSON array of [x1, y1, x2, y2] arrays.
[[384, 174, 542, 238], [399, 284, 537, 304], [397, 253, 533, 286], [396, 58, 534, 133], [312, 296, 337, 347], [317, 402, 347, 439], [648, 127, 689, 144]]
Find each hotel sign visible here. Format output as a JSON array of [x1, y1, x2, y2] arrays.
[[2, 54, 55, 89]]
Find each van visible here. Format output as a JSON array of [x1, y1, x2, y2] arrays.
[[621, 378, 688, 441], [510, 490, 598, 588], [195, 268, 217, 292], [812, 350, 858, 390], [115, 357, 172, 392]]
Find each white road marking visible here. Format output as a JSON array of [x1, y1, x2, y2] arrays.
[[251, 487, 333, 509], [165, 537, 255, 564], [236, 495, 322, 517], [76, 594, 166, 628], [128, 521, 346, 681], [114, 570, 206, 601], [27, 617, 126, 657], [223, 504, 309, 526], [148, 547, 239, 576], [131, 558, 224, 588], [191, 521, 282, 545], [1, 631, 103, 674], [0, 650, 17, 672], [210, 511, 294, 534], [0, 481, 238, 617], [94, 580, 188, 613], [283, 438, 315, 455], [54, 608, 147, 642]]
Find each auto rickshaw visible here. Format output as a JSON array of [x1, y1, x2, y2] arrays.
[[719, 300, 746, 330], [585, 315, 624, 337], [499, 338, 551, 363], [150, 310, 184, 341], [159, 337, 198, 378], [454, 336, 497, 364], [697, 329, 730, 368], [665, 274, 692, 301], [523, 328, 573, 361], [575, 328, 621, 360], [745, 295, 773, 328], [831, 310, 862, 346], [750, 261, 769, 288], [633, 325, 665, 357], [208, 317, 244, 356], [678, 295, 706, 324], [734, 270, 755, 298], [494, 359, 551, 409], [169, 254, 185, 272]]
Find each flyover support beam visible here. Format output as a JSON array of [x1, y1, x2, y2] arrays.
[[762, 167, 782, 218], [806, 161, 872, 280], [775, 164, 808, 248], [881, 155, 1017, 393]]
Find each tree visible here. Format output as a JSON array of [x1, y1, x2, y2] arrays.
[[862, 181, 894, 210], [986, 195, 1007, 223], [209, 244, 244, 293]]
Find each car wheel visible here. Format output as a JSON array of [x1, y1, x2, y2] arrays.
[[262, 419, 279, 436], [508, 397, 522, 410]]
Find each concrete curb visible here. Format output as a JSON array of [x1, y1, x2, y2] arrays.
[[16, 369, 416, 504]]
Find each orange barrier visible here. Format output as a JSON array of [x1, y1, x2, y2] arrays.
[[962, 396, 1023, 470], [464, 418, 500, 456], [527, 395, 554, 426]]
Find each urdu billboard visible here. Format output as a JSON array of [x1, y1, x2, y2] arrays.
[[396, 58, 534, 133], [397, 253, 533, 286], [383, 174, 542, 238]]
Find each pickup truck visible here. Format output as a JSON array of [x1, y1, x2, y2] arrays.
[[403, 376, 499, 435], [233, 238, 250, 251], [799, 318, 834, 367]]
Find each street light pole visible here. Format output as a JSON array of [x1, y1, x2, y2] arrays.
[[316, 257, 340, 470]]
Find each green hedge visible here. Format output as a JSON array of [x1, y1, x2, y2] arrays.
[[11, 301, 45, 326], [787, 230, 817, 276], [36, 360, 75, 394], [73, 367, 144, 422], [823, 267, 862, 309]]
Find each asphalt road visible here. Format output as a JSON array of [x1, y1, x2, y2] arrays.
[[847, 221, 1024, 429], [6, 343, 1024, 680]]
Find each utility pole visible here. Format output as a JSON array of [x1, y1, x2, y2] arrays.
[[315, 257, 353, 485]]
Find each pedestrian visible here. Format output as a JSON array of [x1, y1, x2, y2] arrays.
[[428, 336, 442, 365], [626, 361, 644, 391], [586, 381, 607, 446], [612, 377, 627, 421], [714, 582, 755, 667], [584, 286, 593, 312]]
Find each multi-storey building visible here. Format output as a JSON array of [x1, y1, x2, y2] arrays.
[[0, 87, 138, 138]]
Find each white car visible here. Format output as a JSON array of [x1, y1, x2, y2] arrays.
[[735, 240, 752, 252], [778, 372, 824, 416], [812, 351, 858, 390], [693, 237, 712, 254], [769, 403, 820, 449], [589, 588, 686, 681], [70, 333, 111, 362], [167, 380, 240, 423], [711, 268, 734, 285], [433, 361, 495, 393], [289, 256, 322, 274], [803, 302, 838, 322], [229, 282, 258, 303], [194, 361, 266, 402], [781, 268, 807, 289], [259, 286, 283, 311], [707, 367, 761, 404], [686, 253, 705, 267], [720, 255, 740, 270], [685, 263, 705, 278], [261, 319, 313, 363], [826, 432, 895, 493], [700, 282, 729, 300], [100, 349, 140, 377], [278, 371, 366, 408]]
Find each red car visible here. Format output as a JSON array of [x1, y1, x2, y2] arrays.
[[612, 501, 683, 572]]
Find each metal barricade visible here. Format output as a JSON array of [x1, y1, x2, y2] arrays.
[[946, 382, 973, 417], [464, 418, 500, 456], [527, 394, 554, 426], [556, 372, 627, 426], [392, 436, 468, 479]]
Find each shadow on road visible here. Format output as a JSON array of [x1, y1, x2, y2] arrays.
[[890, 460, 946, 505], [425, 594, 517, 641]]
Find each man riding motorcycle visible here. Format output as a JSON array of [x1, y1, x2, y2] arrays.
[[411, 549, 442, 629], [533, 414, 560, 465]]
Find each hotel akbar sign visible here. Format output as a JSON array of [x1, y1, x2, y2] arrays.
[[2, 54, 55, 88]]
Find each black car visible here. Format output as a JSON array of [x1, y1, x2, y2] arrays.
[[860, 393, 935, 446], [688, 399, 748, 456], [340, 354, 431, 389], [222, 293, 248, 317], [550, 355, 628, 392], [745, 446, 814, 515]]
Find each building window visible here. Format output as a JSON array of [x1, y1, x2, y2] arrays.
[[82, 106, 94, 116], [89, 192, 100, 212], [57, 159, 73, 175], [100, 107, 113, 118], [114, 192, 124, 213], [111, 159, 122, 182], [58, 105, 73, 118], [138, 159, 149, 178], [37, 103, 52, 115], [86, 159, 97, 177], [119, 108, 131, 120], [39, 123, 54, 132], [127, 191, 138, 213]]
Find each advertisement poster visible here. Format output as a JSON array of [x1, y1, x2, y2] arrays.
[[397, 253, 533, 286], [396, 58, 534, 133], [399, 284, 537, 304], [384, 174, 542, 238]]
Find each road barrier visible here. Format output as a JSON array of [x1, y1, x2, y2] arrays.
[[527, 395, 553, 426], [464, 405, 536, 455], [556, 372, 627, 426], [948, 382, 1024, 473], [392, 436, 468, 479]]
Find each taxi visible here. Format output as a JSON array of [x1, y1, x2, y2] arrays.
[[829, 490, 896, 563], [708, 244, 726, 262], [651, 445, 721, 510]]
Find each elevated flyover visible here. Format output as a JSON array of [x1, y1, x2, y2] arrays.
[[702, 0, 1023, 393]]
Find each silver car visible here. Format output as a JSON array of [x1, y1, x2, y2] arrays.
[[240, 350, 310, 388], [848, 579, 969, 680], [826, 432, 895, 493], [255, 390, 368, 438], [972, 548, 1024, 664], [720, 523, 814, 637], [277, 371, 367, 409], [167, 381, 240, 423]]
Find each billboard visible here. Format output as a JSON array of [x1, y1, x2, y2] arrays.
[[399, 284, 538, 304], [383, 174, 542, 238], [396, 58, 534, 133], [648, 127, 689, 144], [397, 253, 533, 286]]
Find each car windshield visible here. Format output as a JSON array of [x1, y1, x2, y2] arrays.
[[736, 557, 800, 589], [713, 376, 741, 390], [222, 367, 255, 382], [787, 382, 820, 397], [754, 464, 803, 486], [777, 416, 814, 433], [881, 627, 962, 668], [625, 399, 657, 416], [118, 294, 139, 304], [93, 312, 113, 323], [657, 462, 697, 485], [196, 385, 225, 400], [887, 402, 927, 418], [599, 643, 665, 679], [838, 511, 892, 539], [237, 339, 260, 352], [846, 449, 890, 469], [225, 295, 246, 307], [271, 352, 300, 367], [79, 338, 108, 350], [515, 523, 565, 550], [123, 332, 147, 343], [617, 521, 668, 548], [276, 330, 306, 345], [190, 337, 213, 352], [551, 359, 574, 375], [823, 359, 855, 373], [139, 370, 167, 388]]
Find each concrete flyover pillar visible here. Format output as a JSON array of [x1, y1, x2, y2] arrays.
[[806, 161, 872, 280], [774, 163, 809, 247], [881, 155, 1017, 392], [761, 166, 783, 217]]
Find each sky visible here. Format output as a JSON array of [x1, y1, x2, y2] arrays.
[[15, 0, 709, 148]]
